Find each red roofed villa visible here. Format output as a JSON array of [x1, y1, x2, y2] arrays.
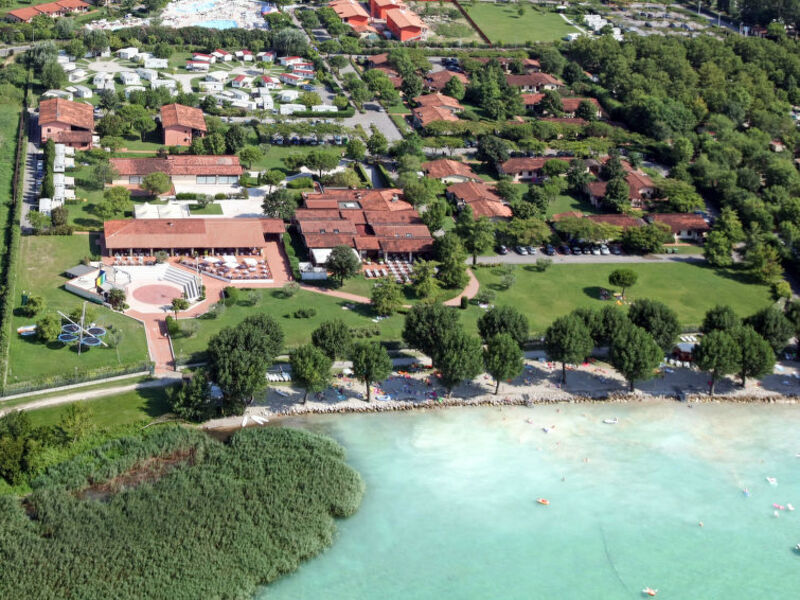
[[108, 155, 243, 195], [386, 8, 427, 41], [160, 103, 207, 147], [8, 0, 89, 22], [422, 159, 478, 183], [39, 97, 94, 149], [446, 181, 512, 221]]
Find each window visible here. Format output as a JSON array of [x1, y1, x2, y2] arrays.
[[196, 175, 215, 184], [129, 176, 142, 184]]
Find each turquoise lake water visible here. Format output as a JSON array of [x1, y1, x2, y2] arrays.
[[260, 403, 800, 599]]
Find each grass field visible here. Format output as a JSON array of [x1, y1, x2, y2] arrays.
[[170, 288, 408, 363], [473, 262, 774, 334], [464, 5, 579, 44], [251, 144, 340, 173], [26, 385, 173, 428], [546, 193, 604, 218], [7, 236, 149, 390]]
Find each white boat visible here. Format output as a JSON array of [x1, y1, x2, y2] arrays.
[[242, 415, 249, 427], [767, 477, 778, 485], [275, 389, 290, 397], [603, 418, 618, 425], [251, 415, 268, 425], [794, 543, 800, 552]]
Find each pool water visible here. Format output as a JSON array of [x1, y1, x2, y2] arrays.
[[198, 19, 239, 29], [172, 0, 218, 13], [259, 403, 800, 599]]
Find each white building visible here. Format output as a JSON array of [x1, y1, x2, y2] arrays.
[[68, 85, 93, 99], [118, 71, 141, 86], [231, 75, 253, 89], [259, 75, 281, 90], [206, 71, 228, 84], [279, 103, 305, 115], [199, 81, 224, 93], [67, 69, 87, 83], [192, 53, 215, 63], [136, 68, 158, 82], [117, 47, 140, 60], [42, 89, 73, 101], [144, 57, 169, 70], [38, 197, 64, 217], [278, 89, 300, 102], [279, 56, 303, 66], [312, 104, 337, 112], [257, 51, 275, 62], [151, 79, 178, 93], [124, 85, 147, 99], [280, 72, 303, 86], [92, 72, 114, 88], [186, 61, 210, 72], [227, 89, 251, 102], [212, 49, 232, 62], [256, 94, 274, 110]]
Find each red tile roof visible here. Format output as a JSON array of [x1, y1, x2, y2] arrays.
[[521, 93, 545, 106], [539, 117, 588, 125], [500, 156, 570, 175], [413, 105, 460, 127], [648, 213, 710, 234], [425, 69, 469, 91], [368, 53, 390, 67], [110, 155, 243, 177], [104, 218, 282, 250], [447, 181, 511, 219], [586, 214, 645, 229], [53, 130, 92, 144], [561, 97, 601, 113], [160, 103, 207, 132], [422, 159, 476, 180], [506, 73, 563, 88], [386, 8, 425, 29], [8, 6, 41, 20], [414, 93, 463, 110], [39, 98, 93, 131], [379, 238, 433, 253]]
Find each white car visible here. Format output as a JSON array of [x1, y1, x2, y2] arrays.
[[600, 245, 610, 255]]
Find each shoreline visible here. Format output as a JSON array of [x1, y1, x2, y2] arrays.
[[202, 389, 800, 431]]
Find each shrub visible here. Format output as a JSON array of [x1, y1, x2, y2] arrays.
[[223, 286, 240, 306], [293, 307, 317, 318], [282, 282, 300, 297], [460, 295, 468, 309], [287, 177, 313, 189], [165, 315, 180, 337]]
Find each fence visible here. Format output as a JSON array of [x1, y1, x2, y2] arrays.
[[1, 361, 154, 397], [451, 0, 493, 45]]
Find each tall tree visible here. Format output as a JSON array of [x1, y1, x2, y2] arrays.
[[290, 344, 332, 403], [734, 326, 776, 387], [311, 319, 352, 360], [350, 341, 392, 402], [477, 305, 529, 347], [701, 305, 741, 334], [628, 299, 680, 352], [402, 302, 459, 360], [206, 314, 284, 413], [435, 329, 483, 396], [170, 371, 213, 421], [421, 198, 447, 233], [483, 333, 524, 394], [409, 259, 439, 299], [261, 188, 297, 220], [325, 245, 360, 285], [434, 232, 468, 289], [608, 268, 638, 298], [693, 330, 739, 395], [610, 324, 663, 392], [371, 278, 403, 316], [544, 314, 594, 384], [745, 306, 794, 354], [455, 209, 495, 266]]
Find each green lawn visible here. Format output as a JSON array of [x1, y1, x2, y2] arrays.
[[189, 203, 223, 215], [170, 288, 407, 364], [7, 236, 150, 391], [306, 274, 461, 304], [546, 193, 604, 218], [26, 385, 173, 428], [251, 144, 340, 173], [168, 51, 194, 70], [473, 262, 774, 335], [464, 5, 579, 44]]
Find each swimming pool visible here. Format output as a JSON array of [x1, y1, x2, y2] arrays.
[[198, 19, 239, 29], [172, 0, 218, 14]]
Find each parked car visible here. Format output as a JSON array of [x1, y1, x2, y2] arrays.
[[558, 245, 571, 255], [572, 245, 582, 255], [545, 245, 556, 256], [515, 246, 529, 255], [611, 245, 622, 255], [600, 244, 610, 255], [591, 246, 602, 255], [498, 245, 509, 255], [526, 246, 538, 255], [301, 84, 315, 91]]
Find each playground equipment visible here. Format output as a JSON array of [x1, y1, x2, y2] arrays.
[[57, 301, 109, 354]]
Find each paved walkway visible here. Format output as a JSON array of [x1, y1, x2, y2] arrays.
[[444, 268, 479, 306]]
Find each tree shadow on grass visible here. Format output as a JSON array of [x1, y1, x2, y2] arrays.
[[139, 385, 174, 418], [74, 217, 103, 230], [583, 286, 605, 300]]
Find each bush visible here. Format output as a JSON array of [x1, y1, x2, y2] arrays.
[[287, 177, 313, 189], [460, 295, 468, 309], [175, 192, 198, 200], [282, 282, 300, 297], [772, 280, 792, 301], [165, 315, 180, 337], [223, 286, 239, 306], [293, 307, 317, 318]]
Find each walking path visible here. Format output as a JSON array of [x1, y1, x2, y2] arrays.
[[0, 376, 181, 417]]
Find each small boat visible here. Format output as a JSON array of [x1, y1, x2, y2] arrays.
[[642, 587, 658, 597], [742, 488, 750, 497], [242, 415, 249, 427], [536, 498, 550, 506], [767, 477, 778, 486], [788, 504, 795, 511], [794, 543, 800, 552], [774, 510, 780, 518], [251, 415, 268, 425], [603, 417, 618, 425], [17, 325, 36, 336]]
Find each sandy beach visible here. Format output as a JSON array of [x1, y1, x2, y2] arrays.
[[202, 355, 800, 430]]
